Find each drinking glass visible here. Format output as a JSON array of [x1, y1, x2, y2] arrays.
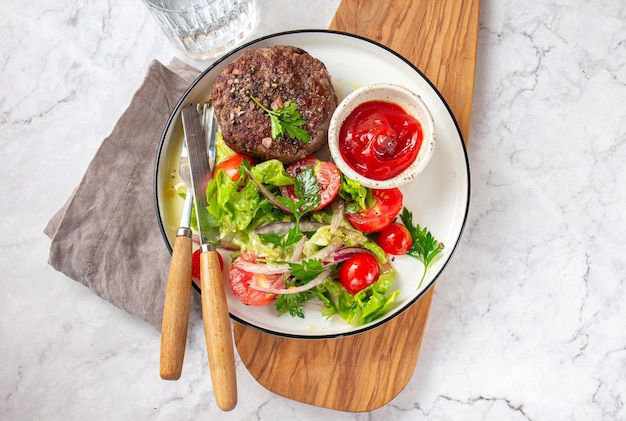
[[142, 0, 257, 59]]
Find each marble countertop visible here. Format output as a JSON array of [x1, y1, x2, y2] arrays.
[[2, 0, 625, 419]]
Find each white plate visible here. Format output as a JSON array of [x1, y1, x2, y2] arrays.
[[154, 30, 470, 339]]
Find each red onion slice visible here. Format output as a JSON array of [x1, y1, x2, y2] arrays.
[[290, 235, 307, 262], [253, 221, 326, 235], [308, 236, 344, 262], [249, 268, 333, 295], [330, 199, 344, 232], [235, 261, 290, 275], [327, 246, 371, 264]]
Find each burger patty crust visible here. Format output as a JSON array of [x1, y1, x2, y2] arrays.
[[211, 45, 338, 164]]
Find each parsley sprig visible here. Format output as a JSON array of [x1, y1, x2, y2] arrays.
[[276, 166, 320, 227], [289, 258, 326, 284], [400, 208, 444, 289], [275, 258, 327, 318], [263, 167, 320, 250], [251, 95, 311, 143], [258, 228, 303, 249]]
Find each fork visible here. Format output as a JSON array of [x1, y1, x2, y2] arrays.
[[160, 123, 195, 381]]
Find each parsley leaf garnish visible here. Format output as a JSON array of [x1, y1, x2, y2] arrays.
[[276, 167, 320, 227], [289, 258, 325, 283], [275, 291, 310, 318], [251, 96, 311, 143], [274, 259, 327, 319], [258, 227, 303, 249], [400, 207, 444, 289]]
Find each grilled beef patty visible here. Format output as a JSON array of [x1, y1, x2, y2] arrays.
[[211, 45, 338, 164]]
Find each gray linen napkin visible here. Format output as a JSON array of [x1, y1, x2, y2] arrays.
[[44, 58, 201, 330]]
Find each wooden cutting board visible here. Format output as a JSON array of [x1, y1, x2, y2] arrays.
[[233, 0, 479, 412]]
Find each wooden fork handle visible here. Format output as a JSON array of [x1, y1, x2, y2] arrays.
[[159, 228, 193, 380]]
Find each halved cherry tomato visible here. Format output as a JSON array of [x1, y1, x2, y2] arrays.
[[191, 248, 224, 288], [213, 153, 255, 181], [377, 223, 413, 255], [339, 252, 381, 294], [284, 156, 341, 211], [228, 253, 281, 306], [345, 188, 403, 233]]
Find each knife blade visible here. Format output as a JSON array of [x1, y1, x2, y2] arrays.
[[182, 105, 219, 248], [181, 104, 237, 412]]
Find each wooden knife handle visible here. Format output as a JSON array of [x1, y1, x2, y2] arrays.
[[160, 230, 193, 380], [201, 248, 237, 411]]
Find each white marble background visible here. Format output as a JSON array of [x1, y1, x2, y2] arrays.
[[1, 0, 625, 419]]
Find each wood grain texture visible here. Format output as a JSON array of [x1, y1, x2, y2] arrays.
[[330, 0, 480, 137], [160, 233, 192, 380], [235, 287, 436, 411], [201, 250, 237, 411], [234, 0, 479, 411]]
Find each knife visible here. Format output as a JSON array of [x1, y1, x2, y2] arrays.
[[181, 103, 237, 412]]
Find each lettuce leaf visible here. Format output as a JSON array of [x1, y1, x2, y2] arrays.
[[339, 175, 374, 213], [250, 159, 293, 186], [215, 132, 235, 163], [206, 159, 295, 236], [206, 170, 260, 235], [316, 269, 399, 325]]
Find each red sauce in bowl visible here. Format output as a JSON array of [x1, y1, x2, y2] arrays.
[[339, 101, 423, 181]]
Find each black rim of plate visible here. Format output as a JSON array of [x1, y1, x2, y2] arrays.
[[153, 29, 471, 340]]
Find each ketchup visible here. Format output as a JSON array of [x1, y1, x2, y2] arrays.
[[339, 101, 423, 181]]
